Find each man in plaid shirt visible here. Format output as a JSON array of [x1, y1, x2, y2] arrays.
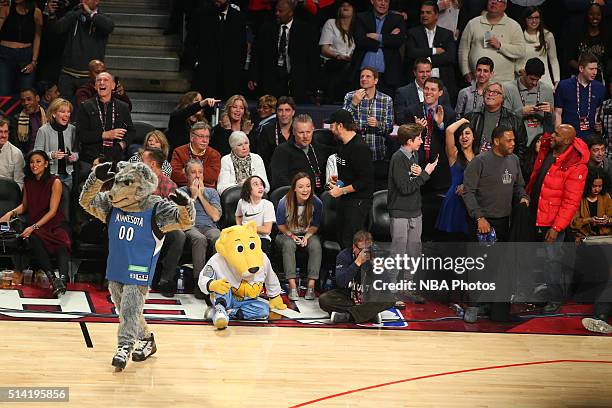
[[142, 148, 187, 298], [343, 67, 395, 189]]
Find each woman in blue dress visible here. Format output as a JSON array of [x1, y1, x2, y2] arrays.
[[435, 118, 477, 239]]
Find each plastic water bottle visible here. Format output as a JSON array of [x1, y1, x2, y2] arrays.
[[176, 268, 185, 294], [450, 303, 464, 318], [336, 180, 345, 188]]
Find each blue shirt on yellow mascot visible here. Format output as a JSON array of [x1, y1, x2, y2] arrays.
[[198, 221, 287, 329]]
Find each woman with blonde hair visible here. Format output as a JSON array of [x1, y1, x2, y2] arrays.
[[129, 130, 173, 177], [34, 98, 78, 188], [211, 94, 254, 157]]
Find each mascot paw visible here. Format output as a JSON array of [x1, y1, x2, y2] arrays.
[[234, 281, 263, 299], [268, 295, 287, 310], [94, 162, 115, 181], [169, 189, 190, 206], [209, 279, 232, 295]]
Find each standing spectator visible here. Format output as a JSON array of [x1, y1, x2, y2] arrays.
[[526, 124, 589, 311], [191, 0, 247, 100], [568, 3, 609, 84], [555, 53, 606, 140], [12, 87, 46, 154], [455, 56, 494, 118], [0, 0, 42, 96], [388, 124, 438, 255], [217, 131, 268, 195], [247, 0, 320, 102], [319, 1, 356, 104], [275, 172, 323, 301], [437, 0, 461, 40], [459, 0, 525, 83], [464, 82, 528, 160], [586, 133, 612, 183], [396, 58, 452, 123], [435, 118, 477, 238], [180, 159, 222, 299], [170, 122, 221, 188], [257, 96, 295, 173], [251, 94, 276, 149], [49, 0, 114, 103], [0, 150, 69, 297], [166, 91, 220, 152], [128, 130, 172, 178], [343, 67, 394, 190], [520, 6, 560, 87], [76, 72, 135, 180], [326, 109, 375, 248], [75, 60, 131, 111], [34, 98, 78, 188], [521, 132, 543, 182], [600, 74, 612, 158], [319, 230, 395, 324], [405, 1, 458, 103], [503, 58, 554, 145], [270, 114, 332, 195], [235, 175, 275, 256], [210, 95, 253, 157], [37, 81, 60, 111], [352, 0, 405, 97], [571, 167, 612, 242], [0, 118, 25, 189]]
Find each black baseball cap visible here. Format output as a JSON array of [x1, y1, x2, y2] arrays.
[[324, 109, 354, 126]]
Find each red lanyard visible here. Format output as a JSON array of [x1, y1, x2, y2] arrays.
[[518, 79, 540, 107], [97, 98, 115, 131], [577, 79, 592, 117]]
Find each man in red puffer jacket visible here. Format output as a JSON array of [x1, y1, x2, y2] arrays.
[[526, 124, 589, 312]]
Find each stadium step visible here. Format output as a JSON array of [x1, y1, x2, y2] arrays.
[[105, 46, 180, 72], [130, 92, 182, 115], [108, 27, 178, 49], [106, 12, 168, 29], [112, 68, 191, 94]]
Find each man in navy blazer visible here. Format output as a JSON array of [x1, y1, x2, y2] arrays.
[[405, 1, 458, 104], [352, 0, 405, 98]]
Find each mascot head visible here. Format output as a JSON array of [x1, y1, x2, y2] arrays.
[[108, 162, 158, 212], [216, 221, 264, 278]]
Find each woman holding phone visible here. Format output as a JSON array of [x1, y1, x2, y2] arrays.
[[571, 167, 612, 243]]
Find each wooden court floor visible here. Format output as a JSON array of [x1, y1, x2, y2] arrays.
[[2, 321, 612, 407]]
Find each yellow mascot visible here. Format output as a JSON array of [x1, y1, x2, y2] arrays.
[[198, 221, 287, 329]]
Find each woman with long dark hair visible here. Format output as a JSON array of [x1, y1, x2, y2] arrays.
[[571, 167, 612, 242], [520, 6, 560, 87], [568, 3, 609, 83], [166, 91, 219, 152], [435, 118, 477, 238], [521, 132, 543, 183], [275, 172, 323, 301], [0, 150, 69, 297]]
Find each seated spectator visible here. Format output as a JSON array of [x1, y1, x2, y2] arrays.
[[13, 88, 46, 154], [319, 1, 355, 104], [275, 172, 323, 301], [455, 57, 494, 118], [586, 133, 612, 184], [0, 118, 25, 189], [210, 95, 254, 157], [235, 175, 276, 256], [33, 98, 78, 189], [0, 0, 42, 96], [180, 159, 222, 299], [319, 230, 395, 324], [166, 91, 220, 152], [76, 72, 135, 180], [521, 132, 543, 183], [270, 114, 332, 196], [37, 81, 60, 111], [170, 121, 221, 188], [251, 94, 277, 149], [128, 130, 172, 177], [75, 59, 132, 111], [217, 131, 268, 195], [0, 150, 69, 298], [571, 167, 612, 243], [258, 96, 296, 174]]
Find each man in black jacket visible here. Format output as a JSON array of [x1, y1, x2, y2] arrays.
[[270, 114, 332, 195], [464, 82, 527, 161], [191, 0, 247, 100], [352, 0, 405, 98], [76, 72, 135, 181], [405, 1, 457, 104], [247, 0, 319, 103]]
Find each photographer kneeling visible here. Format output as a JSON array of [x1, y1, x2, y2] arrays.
[[319, 231, 395, 324]]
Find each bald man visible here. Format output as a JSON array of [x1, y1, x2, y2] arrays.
[[75, 60, 132, 110], [525, 124, 589, 312]]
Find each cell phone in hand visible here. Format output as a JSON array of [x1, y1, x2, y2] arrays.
[[484, 31, 493, 47]]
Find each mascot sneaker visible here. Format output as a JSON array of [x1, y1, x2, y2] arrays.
[[112, 344, 133, 370], [213, 304, 229, 330], [132, 333, 157, 362]]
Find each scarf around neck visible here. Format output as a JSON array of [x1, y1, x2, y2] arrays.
[[18, 106, 47, 142], [230, 151, 252, 183]]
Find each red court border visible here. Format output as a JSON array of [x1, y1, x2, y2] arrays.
[[289, 359, 612, 407]]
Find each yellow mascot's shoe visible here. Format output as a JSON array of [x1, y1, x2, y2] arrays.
[[213, 304, 229, 330]]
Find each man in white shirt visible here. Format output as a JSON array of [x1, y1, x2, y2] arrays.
[[0, 119, 25, 189]]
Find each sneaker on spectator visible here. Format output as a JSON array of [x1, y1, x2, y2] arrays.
[[132, 333, 157, 362], [371, 313, 383, 324], [288, 287, 299, 301], [464, 306, 479, 323], [112, 343, 133, 370], [543, 302, 561, 314], [213, 304, 229, 330], [304, 287, 316, 300], [330, 311, 351, 324], [582, 317, 612, 334]]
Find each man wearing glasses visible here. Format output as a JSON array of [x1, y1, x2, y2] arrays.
[[464, 82, 528, 160], [459, 0, 525, 83], [170, 121, 221, 188]]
